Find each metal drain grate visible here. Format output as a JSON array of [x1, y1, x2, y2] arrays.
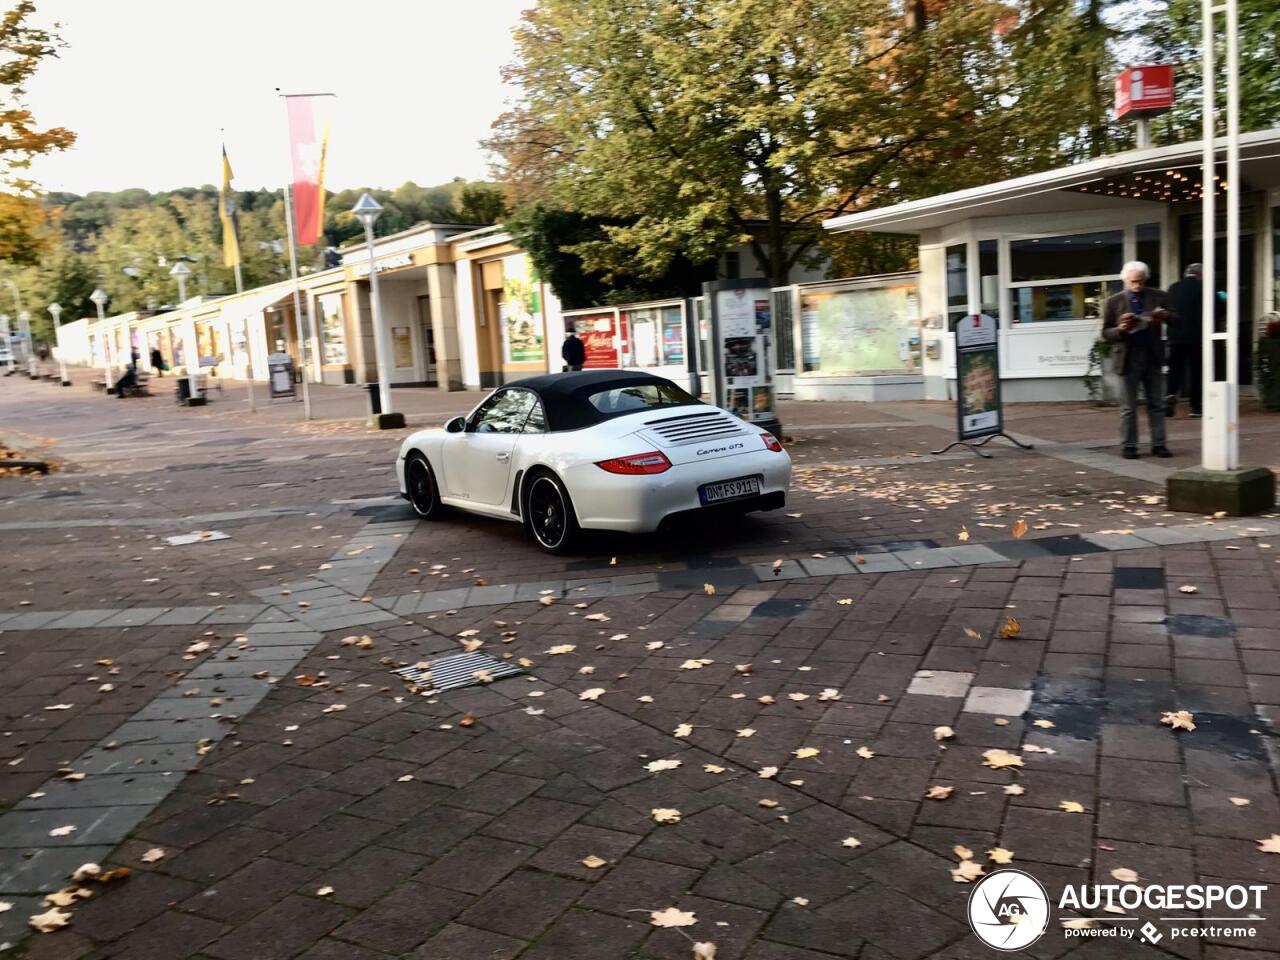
[[393, 652, 523, 693]]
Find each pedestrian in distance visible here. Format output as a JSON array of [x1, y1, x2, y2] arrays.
[[561, 329, 586, 372], [1102, 260, 1173, 460], [114, 355, 138, 398], [150, 346, 165, 377], [1165, 263, 1203, 419]]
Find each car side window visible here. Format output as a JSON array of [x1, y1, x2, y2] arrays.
[[523, 398, 548, 434], [471, 389, 537, 434]]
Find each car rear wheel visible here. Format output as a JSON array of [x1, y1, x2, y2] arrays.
[[405, 453, 443, 520], [524, 472, 579, 553]]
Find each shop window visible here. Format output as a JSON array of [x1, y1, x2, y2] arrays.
[[316, 292, 348, 365], [1273, 207, 1280, 308], [620, 305, 686, 368], [946, 244, 968, 331], [660, 306, 685, 366], [1009, 230, 1124, 323], [1010, 230, 1123, 282], [1136, 223, 1161, 288], [798, 281, 921, 376], [979, 240, 999, 322]]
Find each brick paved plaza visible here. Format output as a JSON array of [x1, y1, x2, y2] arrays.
[[3, 374, 1280, 959]]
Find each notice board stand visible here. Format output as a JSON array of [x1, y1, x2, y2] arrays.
[[702, 278, 782, 441], [932, 313, 1033, 459]]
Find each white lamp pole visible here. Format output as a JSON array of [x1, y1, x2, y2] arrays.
[[0, 314, 12, 374], [170, 262, 199, 401], [170, 260, 191, 305], [90, 288, 111, 389], [48, 303, 68, 385], [19, 310, 35, 378], [352, 193, 394, 422]]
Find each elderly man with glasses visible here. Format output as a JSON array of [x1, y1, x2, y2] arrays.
[[1101, 260, 1173, 459]]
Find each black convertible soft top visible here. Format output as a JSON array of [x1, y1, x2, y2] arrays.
[[506, 369, 701, 432]]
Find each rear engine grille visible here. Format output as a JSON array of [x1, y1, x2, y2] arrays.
[[646, 411, 746, 445]]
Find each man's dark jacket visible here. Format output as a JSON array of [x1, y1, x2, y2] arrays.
[[1166, 276, 1203, 346], [1101, 287, 1170, 375]]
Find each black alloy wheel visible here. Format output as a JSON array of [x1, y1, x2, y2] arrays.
[[406, 454, 441, 519], [526, 474, 578, 552]]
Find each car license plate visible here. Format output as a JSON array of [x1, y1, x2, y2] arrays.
[[699, 475, 761, 505]]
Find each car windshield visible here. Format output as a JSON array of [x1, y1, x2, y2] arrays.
[[586, 382, 698, 416]]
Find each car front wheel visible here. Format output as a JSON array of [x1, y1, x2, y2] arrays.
[[405, 453, 443, 520], [524, 472, 579, 553]]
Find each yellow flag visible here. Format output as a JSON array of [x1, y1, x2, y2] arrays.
[[219, 146, 241, 269]]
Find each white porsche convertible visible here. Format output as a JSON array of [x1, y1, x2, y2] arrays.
[[395, 370, 791, 553]]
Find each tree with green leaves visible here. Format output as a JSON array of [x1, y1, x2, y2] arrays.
[[490, 0, 1027, 287]]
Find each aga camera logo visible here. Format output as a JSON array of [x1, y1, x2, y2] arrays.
[[967, 869, 1050, 951]]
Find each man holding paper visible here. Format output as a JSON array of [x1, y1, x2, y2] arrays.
[[1102, 260, 1173, 460]]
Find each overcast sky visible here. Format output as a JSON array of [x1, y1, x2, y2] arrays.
[[25, 0, 531, 195]]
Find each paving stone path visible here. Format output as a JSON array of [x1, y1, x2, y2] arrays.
[[3, 376, 1280, 959]]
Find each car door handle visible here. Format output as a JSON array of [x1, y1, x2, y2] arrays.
[[496, 452, 510, 462]]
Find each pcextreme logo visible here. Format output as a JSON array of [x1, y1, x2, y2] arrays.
[[967, 869, 1050, 951]]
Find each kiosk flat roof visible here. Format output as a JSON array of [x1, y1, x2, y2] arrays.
[[823, 128, 1280, 235]]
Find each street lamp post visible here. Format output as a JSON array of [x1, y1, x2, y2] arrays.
[[170, 261, 191, 305], [90, 288, 112, 391], [19, 311, 35, 378], [48, 303, 69, 385], [351, 193, 403, 429], [170, 262, 201, 403]]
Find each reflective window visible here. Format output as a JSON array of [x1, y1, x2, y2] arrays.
[[979, 239, 999, 322], [470, 389, 537, 434], [523, 398, 548, 434], [1137, 223, 1162, 288], [946, 243, 968, 331], [1010, 230, 1123, 282], [587, 382, 697, 415]]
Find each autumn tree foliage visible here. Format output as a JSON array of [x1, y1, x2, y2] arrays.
[[0, 1, 74, 264]]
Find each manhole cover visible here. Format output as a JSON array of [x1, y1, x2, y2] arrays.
[[393, 652, 523, 693]]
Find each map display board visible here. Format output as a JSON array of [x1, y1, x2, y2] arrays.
[[798, 283, 921, 374]]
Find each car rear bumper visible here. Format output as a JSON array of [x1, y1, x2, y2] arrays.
[[565, 453, 791, 534]]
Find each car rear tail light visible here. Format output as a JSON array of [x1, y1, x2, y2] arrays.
[[595, 451, 672, 475], [761, 433, 784, 452]]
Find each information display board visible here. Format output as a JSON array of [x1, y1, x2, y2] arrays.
[[954, 313, 1001, 439], [267, 352, 296, 399]]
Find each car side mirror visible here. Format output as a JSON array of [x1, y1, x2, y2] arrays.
[[445, 416, 466, 433]]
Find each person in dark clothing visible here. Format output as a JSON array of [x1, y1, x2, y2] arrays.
[[114, 358, 137, 397], [561, 331, 586, 371], [150, 346, 165, 377], [1101, 260, 1172, 459], [1165, 264, 1203, 418]]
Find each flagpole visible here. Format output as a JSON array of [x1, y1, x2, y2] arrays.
[[233, 262, 256, 413], [282, 179, 313, 420]]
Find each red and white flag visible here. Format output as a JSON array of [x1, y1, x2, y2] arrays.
[[285, 95, 330, 246]]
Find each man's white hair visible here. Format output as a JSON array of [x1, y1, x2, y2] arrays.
[[1121, 260, 1150, 280]]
